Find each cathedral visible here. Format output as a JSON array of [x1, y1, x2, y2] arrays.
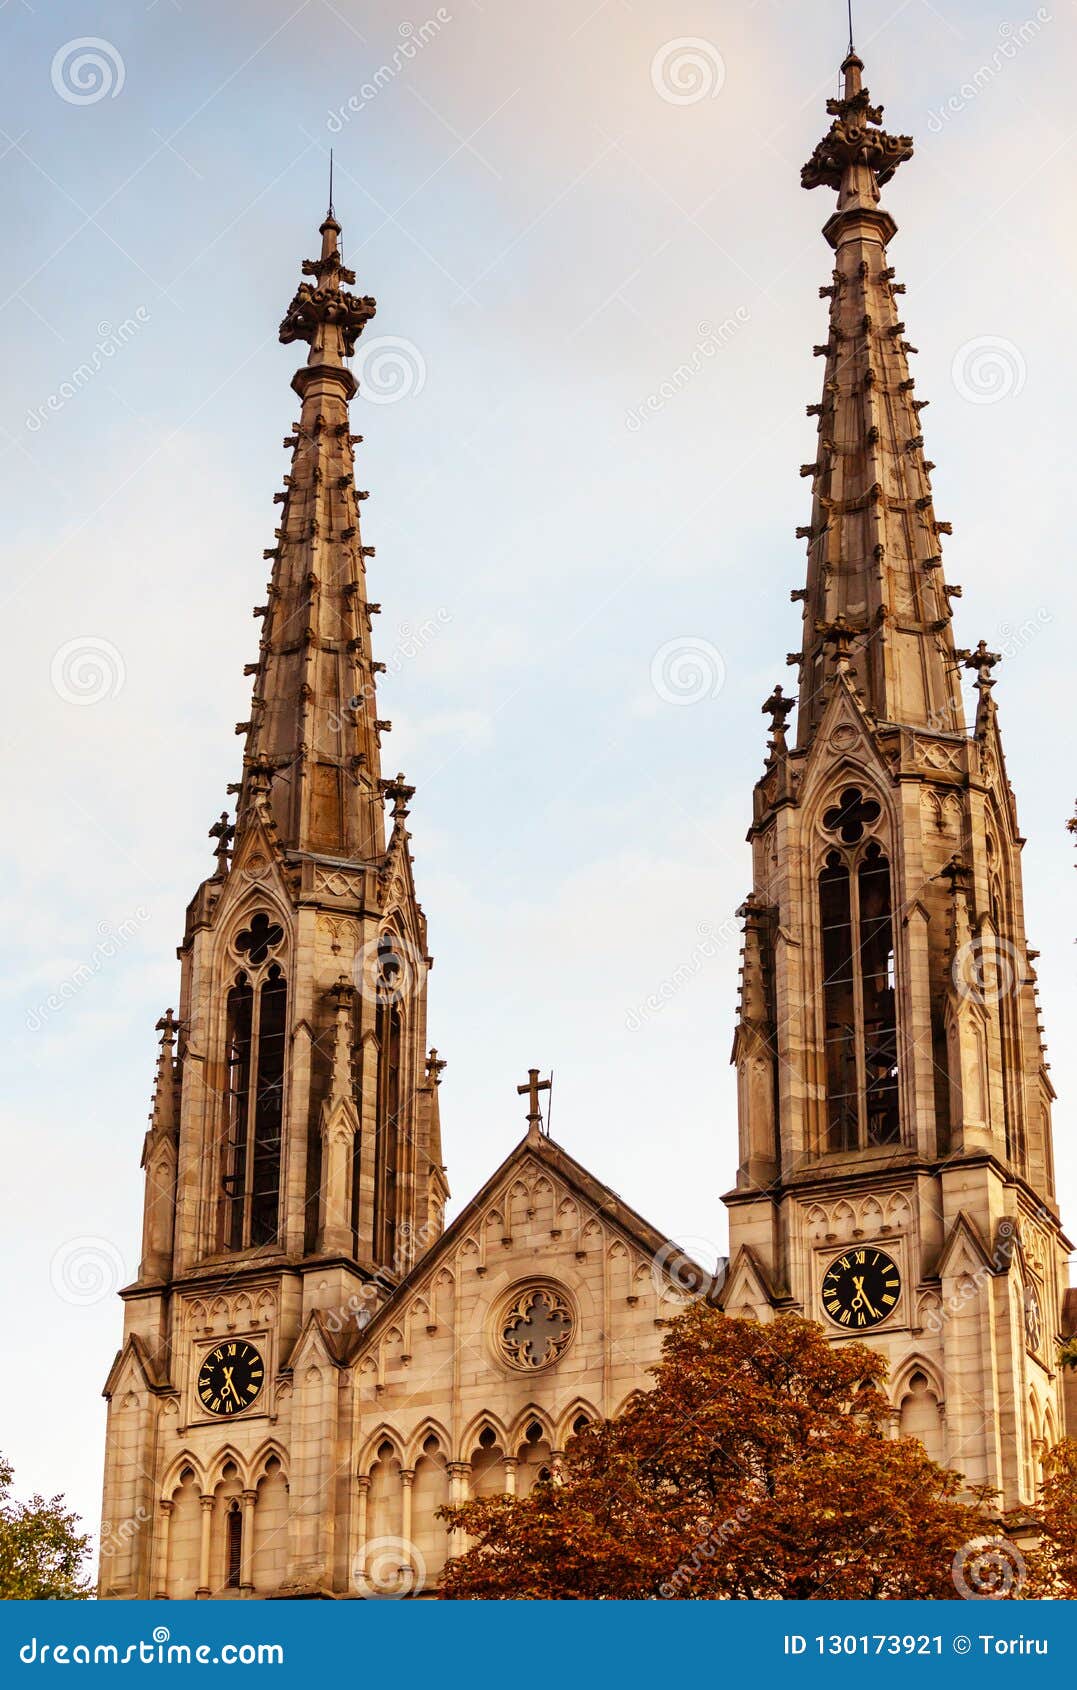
[[99, 49, 1073, 1598]]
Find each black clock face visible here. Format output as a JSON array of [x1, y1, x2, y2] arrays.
[[821, 1248, 901, 1330], [197, 1341, 265, 1416]]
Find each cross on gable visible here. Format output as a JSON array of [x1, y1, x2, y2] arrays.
[[502, 1290, 572, 1368], [209, 811, 235, 870], [762, 683, 795, 728], [762, 683, 795, 756], [235, 912, 284, 965], [517, 1067, 551, 1127], [816, 613, 862, 670], [823, 786, 881, 844], [956, 639, 1002, 690]]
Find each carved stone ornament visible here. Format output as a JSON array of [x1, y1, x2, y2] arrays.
[[494, 1282, 575, 1372]]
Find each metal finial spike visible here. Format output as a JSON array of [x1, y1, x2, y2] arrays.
[[328, 147, 334, 218], [847, 0, 855, 55]]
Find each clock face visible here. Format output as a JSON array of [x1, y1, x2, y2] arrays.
[[821, 1247, 901, 1331], [196, 1341, 265, 1417]]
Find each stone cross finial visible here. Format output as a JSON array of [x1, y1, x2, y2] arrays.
[[426, 1048, 447, 1086], [517, 1068, 551, 1133], [956, 639, 1002, 691], [208, 811, 234, 873], [940, 852, 971, 893], [381, 772, 416, 824], [762, 683, 795, 756], [816, 613, 860, 673]]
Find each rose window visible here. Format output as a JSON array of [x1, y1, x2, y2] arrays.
[[497, 1285, 574, 1371]]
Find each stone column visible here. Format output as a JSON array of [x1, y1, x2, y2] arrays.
[[502, 1456, 518, 1497], [446, 1463, 469, 1559], [196, 1495, 214, 1598], [353, 1475, 370, 1584], [153, 1500, 173, 1599], [240, 1490, 257, 1596], [399, 1469, 416, 1595]]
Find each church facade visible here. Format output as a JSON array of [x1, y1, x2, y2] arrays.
[[99, 51, 1072, 1598]]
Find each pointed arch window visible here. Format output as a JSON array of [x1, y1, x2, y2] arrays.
[[225, 1501, 243, 1590], [819, 794, 900, 1151], [222, 957, 287, 1250]]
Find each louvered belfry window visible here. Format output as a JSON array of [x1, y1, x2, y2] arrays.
[[819, 790, 900, 1152], [222, 913, 287, 1250]]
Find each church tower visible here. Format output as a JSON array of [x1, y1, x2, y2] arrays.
[[722, 50, 1069, 1509], [99, 207, 449, 1597]]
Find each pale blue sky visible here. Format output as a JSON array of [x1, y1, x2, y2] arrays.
[[2, 0, 1074, 1546]]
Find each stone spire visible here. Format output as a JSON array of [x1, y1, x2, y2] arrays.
[[236, 209, 388, 859], [793, 52, 964, 746]]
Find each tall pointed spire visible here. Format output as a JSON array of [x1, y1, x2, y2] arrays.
[[793, 52, 963, 744], [725, 38, 1066, 1520], [236, 210, 387, 859]]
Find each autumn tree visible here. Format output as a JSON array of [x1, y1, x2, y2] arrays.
[[1023, 1440, 1077, 1598], [439, 1305, 995, 1599], [0, 1455, 91, 1599]]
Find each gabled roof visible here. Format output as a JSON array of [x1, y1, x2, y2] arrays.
[[101, 1332, 170, 1400], [354, 1128, 717, 1354], [720, 1243, 783, 1312], [931, 1209, 998, 1281]]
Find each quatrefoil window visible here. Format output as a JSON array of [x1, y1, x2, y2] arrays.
[[234, 912, 284, 965], [822, 787, 881, 845], [496, 1285, 574, 1372]]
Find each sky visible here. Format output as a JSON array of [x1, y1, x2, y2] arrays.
[[1, 0, 1075, 1549]]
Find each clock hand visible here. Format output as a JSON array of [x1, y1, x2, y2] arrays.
[[851, 1276, 880, 1318]]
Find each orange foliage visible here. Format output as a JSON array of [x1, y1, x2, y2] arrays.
[[440, 1305, 998, 1599]]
